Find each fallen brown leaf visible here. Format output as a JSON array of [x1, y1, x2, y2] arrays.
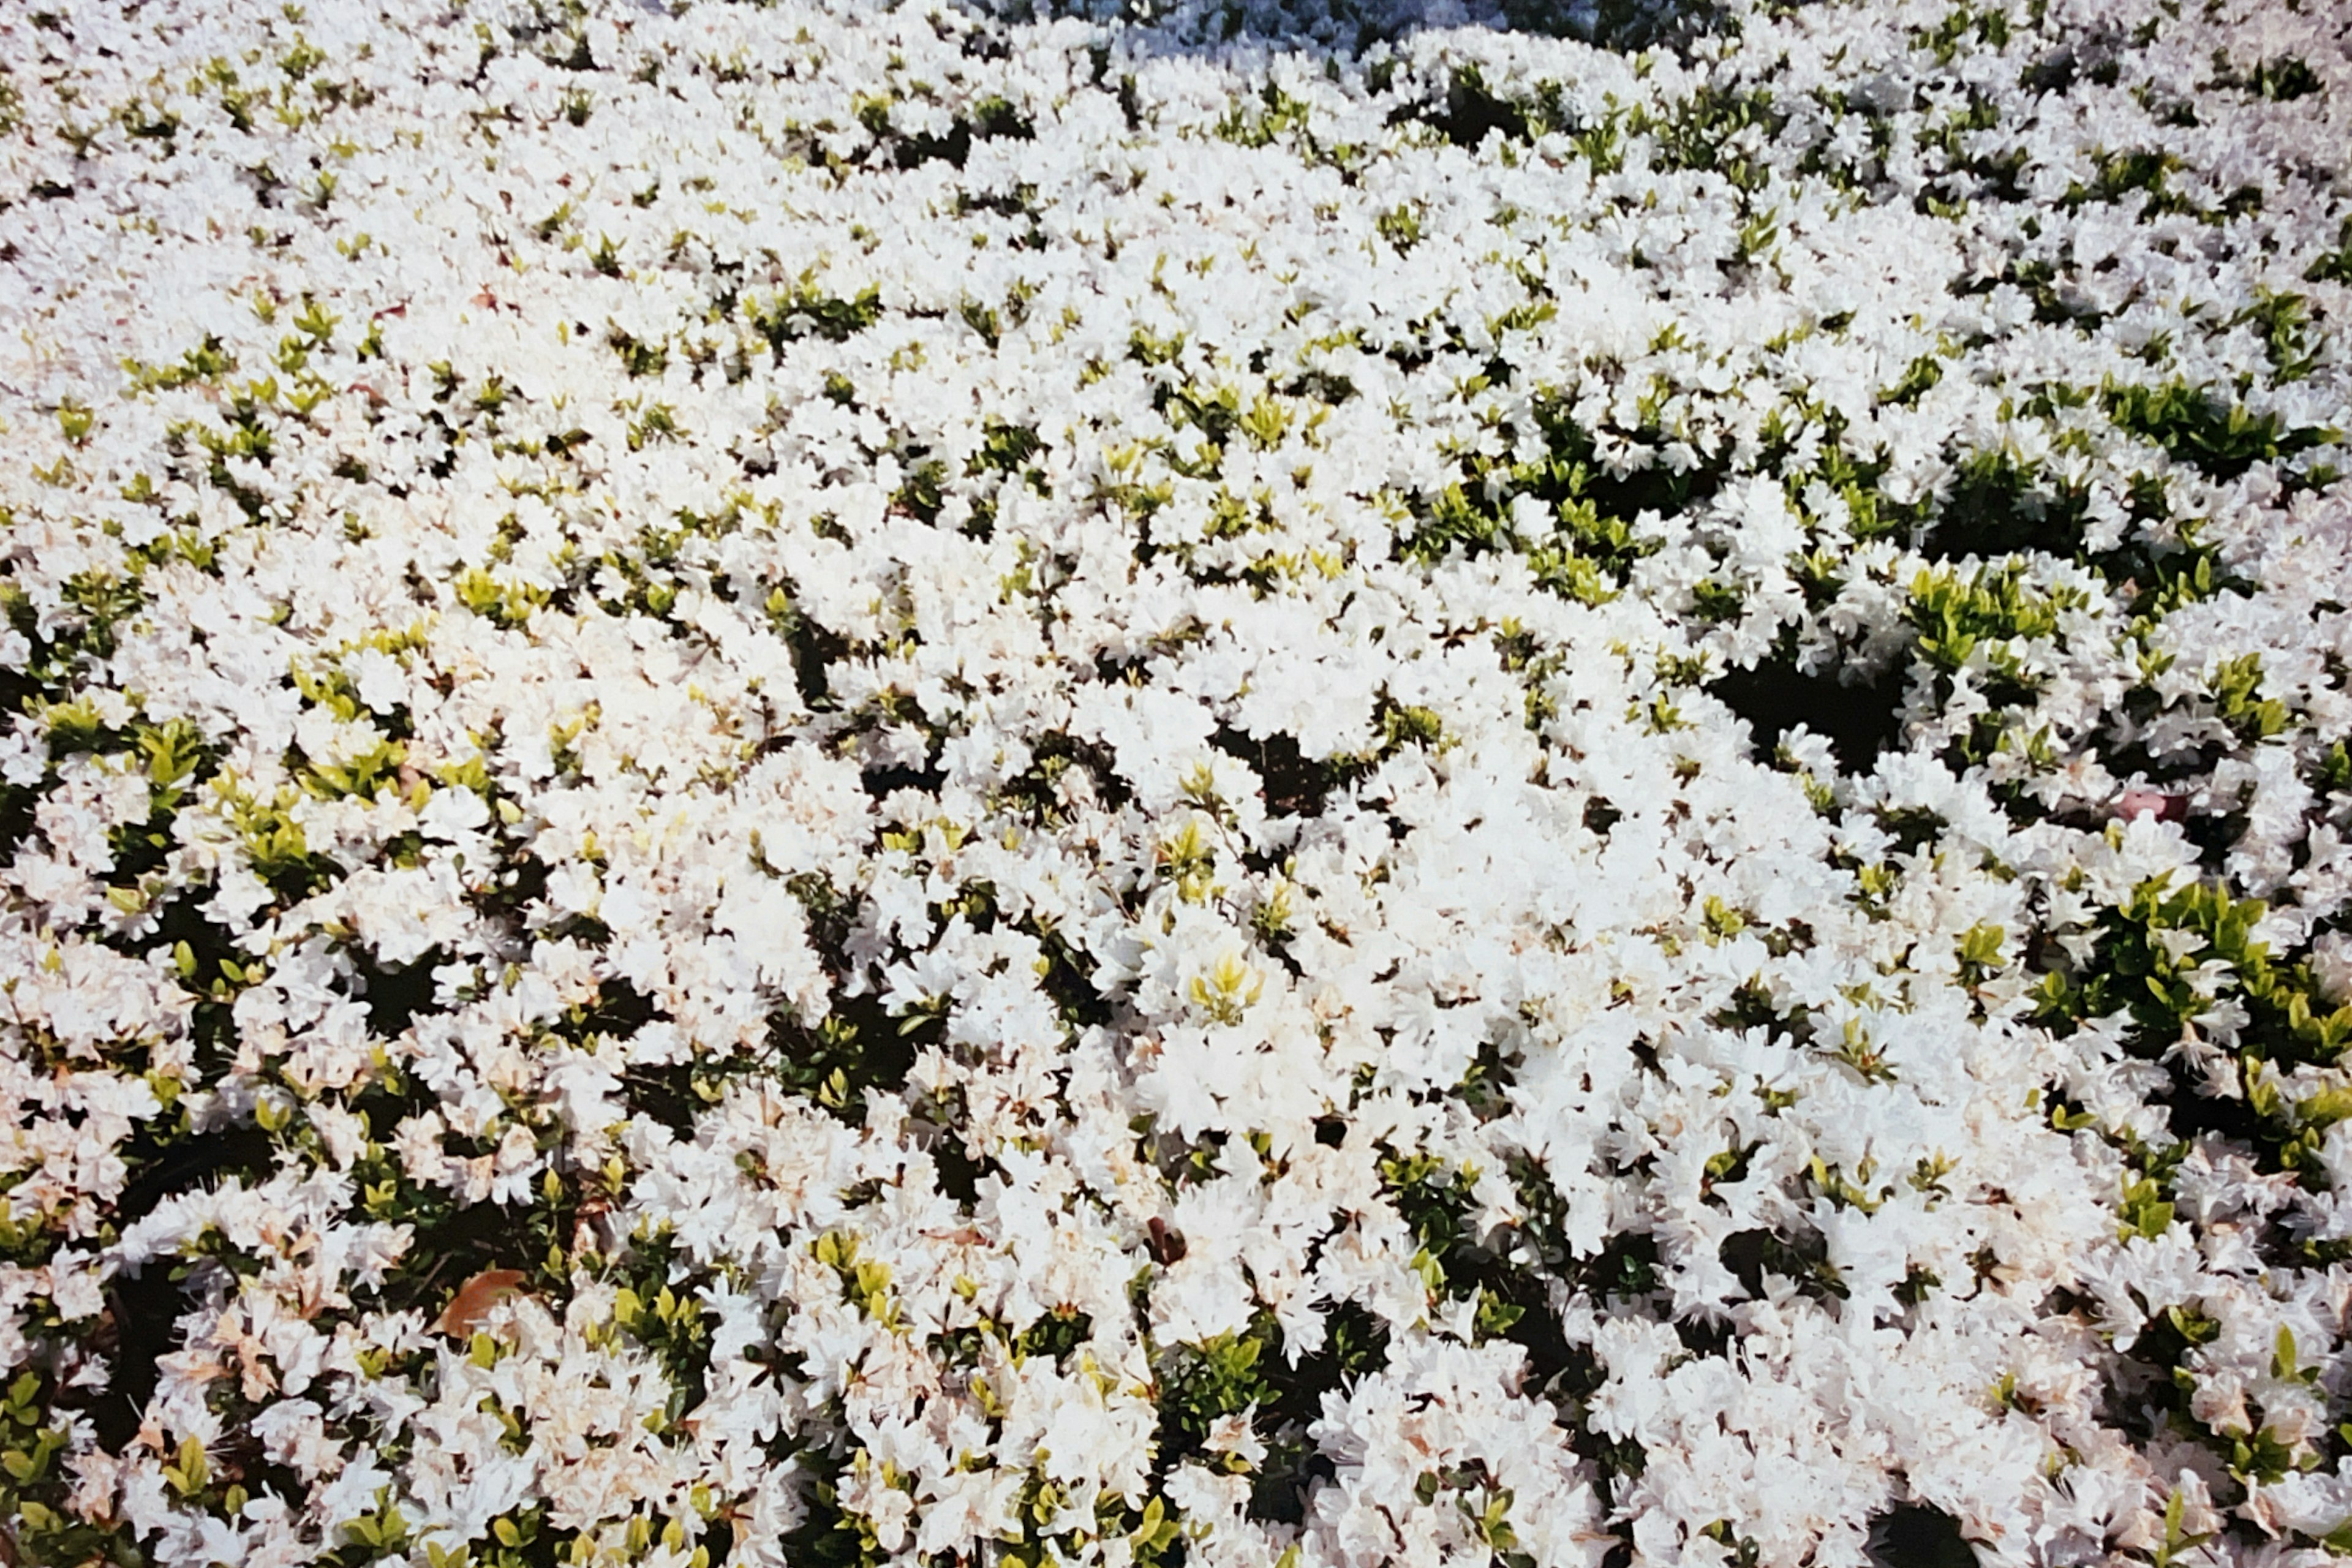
[[432, 1268, 529, 1337], [1146, 1216, 1187, 1264]]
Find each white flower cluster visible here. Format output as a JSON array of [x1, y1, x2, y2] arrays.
[[1, 0, 2349, 1563]]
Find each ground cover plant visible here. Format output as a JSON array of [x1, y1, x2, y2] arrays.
[[1, 0, 2350, 1562]]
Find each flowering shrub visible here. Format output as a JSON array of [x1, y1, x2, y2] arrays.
[[1, 0, 2349, 1562]]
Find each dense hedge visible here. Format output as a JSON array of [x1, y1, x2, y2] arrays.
[[1, 0, 2349, 1564]]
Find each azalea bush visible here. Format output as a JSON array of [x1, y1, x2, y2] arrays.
[[2, 0, 2350, 1562]]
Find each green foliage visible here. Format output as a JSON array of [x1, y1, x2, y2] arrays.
[[2227, 55, 2321, 102], [1880, 351, 1946, 407], [971, 418, 1043, 476], [1400, 393, 1669, 601], [331, 1487, 413, 1566], [451, 564, 546, 625], [1156, 1324, 1276, 1451], [1954, 921, 2006, 984], [1381, 1149, 1479, 1286], [893, 456, 949, 524], [1215, 81, 1316, 148], [612, 1272, 722, 1415], [2233, 288, 2319, 382], [2105, 379, 2335, 479], [56, 569, 146, 662], [1376, 202, 1422, 252], [2062, 146, 2193, 217], [2036, 874, 2352, 1065], [608, 327, 668, 377], [1908, 560, 2087, 679], [0, 1368, 134, 1567], [123, 334, 238, 391], [2305, 217, 2352, 286], [745, 271, 884, 350], [813, 1230, 901, 1329], [1912, 2, 2013, 63], [2034, 872, 2352, 1256], [2207, 652, 2291, 744], [1630, 85, 1786, 192]]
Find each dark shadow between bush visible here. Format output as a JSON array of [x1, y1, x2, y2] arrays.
[[1711, 658, 1907, 775]]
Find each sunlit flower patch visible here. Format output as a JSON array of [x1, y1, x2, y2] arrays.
[[1, 0, 2349, 1563]]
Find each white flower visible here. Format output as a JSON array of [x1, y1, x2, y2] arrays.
[[8, 2, 2349, 1562], [417, 785, 492, 842], [347, 648, 410, 715]]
